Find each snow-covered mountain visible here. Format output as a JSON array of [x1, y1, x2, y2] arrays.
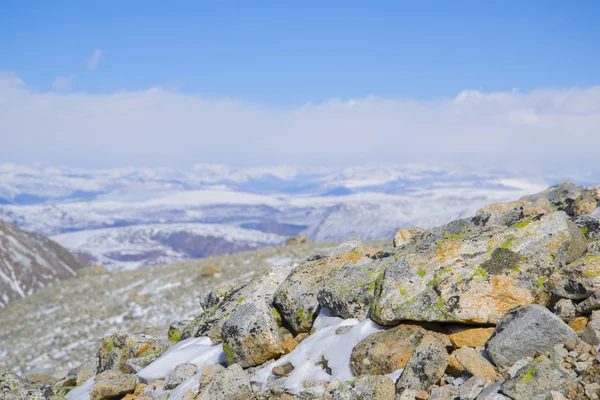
[[0, 219, 86, 307], [0, 163, 557, 269]]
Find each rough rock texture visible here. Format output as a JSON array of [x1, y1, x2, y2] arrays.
[[372, 212, 586, 325], [553, 299, 576, 322], [546, 251, 600, 300], [395, 335, 449, 396], [274, 246, 376, 333], [454, 346, 497, 381], [350, 324, 448, 376], [500, 356, 576, 400], [164, 363, 198, 390], [182, 266, 291, 341], [90, 370, 137, 400], [221, 302, 284, 368], [97, 331, 162, 374], [449, 327, 495, 349], [0, 219, 86, 308], [197, 364, 255, 400], [393, 228, 424, 248], [581, 310, 600, 345], [576, 290, 600, 314], [486, 305, 578, 367], [317, 257, 387, 321], [349, 375, 395, 400], [460, 376, 490, 400]]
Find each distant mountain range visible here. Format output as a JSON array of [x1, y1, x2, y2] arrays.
[[0, 163, 587, 270]]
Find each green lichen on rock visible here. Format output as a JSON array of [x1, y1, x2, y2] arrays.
[[480, 248, 523, 276]]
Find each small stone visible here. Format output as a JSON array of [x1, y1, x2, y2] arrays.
[[272, 362, 294, 377], [415, 390, 430, 400], [585, 383, 600, 399], [449, 327, 495, 349], [395, 335, 449, 396], [554, 299, 576, 322], [446, 351, 465, 377], [569, 316, 588, 332], [454, 346, 497, 381], [134, 383, 147, 396], [485, 305, 578, 367], [351, 375, 395, 400], [582, 311, 600, 346], [393, 228, 423, 248], [153, 379, 164, 389], [545, 391, 568, 400], [577, 291, 600, 314], [200, 365, 225, 388], [430, 386, 459, 400], [549, 344, 568, 364], [164, 363, 198, 390], [459, 375, 490, 400]]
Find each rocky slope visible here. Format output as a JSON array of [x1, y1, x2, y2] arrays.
[[4, 182, 600, 400], [0, 219, 86, 308]]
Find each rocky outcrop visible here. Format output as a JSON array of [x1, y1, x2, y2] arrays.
[[5, 183, 600, 400], [0, 219, 86, 307]]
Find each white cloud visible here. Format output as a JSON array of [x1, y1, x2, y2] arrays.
[[52, 76, 73, 92], [86, 49, 102, 70], [0, 71, 599, 171]]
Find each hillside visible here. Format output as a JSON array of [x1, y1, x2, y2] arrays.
[[3, 182, 600, 400], [0, 219, 86, 308]]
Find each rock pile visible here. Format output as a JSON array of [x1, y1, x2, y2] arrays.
[[3, 182, 600, 400]]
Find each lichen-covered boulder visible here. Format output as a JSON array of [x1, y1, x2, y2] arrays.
[[90, 370, 137, 400], [371, 211, 587, 325], [317, 257, 388, 321], [274, 247, 377, 334], [124, 339, 173, 373], [395, 335, 449, 396], [221, 302, 284, 368], [485, 305, 577, 367], [500, 356, 576, 400], [181, 266, 291, 341], [97, 331, 161, 374], [350, 324, 449, 376], [197, 364, 255, 400]]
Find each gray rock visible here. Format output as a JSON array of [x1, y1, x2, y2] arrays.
[[274, 248, 375, 333], [582, 311, 600, 345], [124, 339, 173, 373], [546, 391, 568, 400], [577, 291, 600, 314], [96, 331, 160, 374], [549, 344, 569, 364], [164, 363, 198, 390], [500, 356, 576, 400], [585, 383, 600, 399], [553, 299, 576, 322], [372, 212, 585, 326], [168, 320, 192, 342], [485, 305, 577, 367], [200, 364, 225, 389], [221, 302, 284, 368], [89, 370, 137, 400], [431, 386, 460, 400], [350, 375, 395, 400], [317, 257, 387, 320], [454, 346, 497, 381], [520, 182, 583, 213], [476, 382, 503, 400], [460, 376, 490, 400], [575, 214, 600, 241], [197, 364, 255, 400], [182, 266, 291, 341], [547, 252, 600, 300], [395, 335, 449, 396]]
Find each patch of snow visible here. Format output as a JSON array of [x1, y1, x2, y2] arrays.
[[65, 377, 94, 400]]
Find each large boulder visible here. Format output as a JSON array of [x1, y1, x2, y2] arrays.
[[350, 324, 449, 376], [485, 305, 577, 367], [274, 247, 377, 334], [395, 335, 449, 396], [371, 212, 587, 325], [317, 257, 388, 321], [181, 266, 291, 341], [221, 302, 285, 368]]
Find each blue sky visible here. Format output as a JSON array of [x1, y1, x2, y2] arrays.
[[0, 1, 599, 169], [1, 0, 598, 105]]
